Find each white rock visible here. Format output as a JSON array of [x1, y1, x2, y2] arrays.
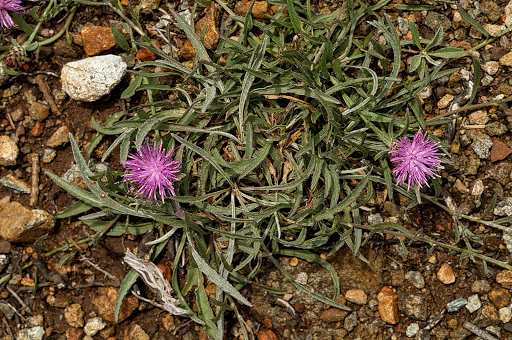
[[466, 294, 481, 313], [499, 306, 512, 323], [506, 0, 512, 29], [472, 179, 484, 196], [482, 61, 499, 76], [0, 136, 18, 166], [84, 317, 106, 336], [61, 55, 127, 102], [406, 323, 420, 337], [17, 326, 44, 340]]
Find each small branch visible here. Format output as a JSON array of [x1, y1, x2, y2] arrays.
[[28, 153, 39, 207], [417, 309, 445, 339], [80, 256, 121, 285], [463, 321, 498, 340], [5, 286, 31, 315], [35, 75, 62, 116], [2, 315, 13, 340], [426, 96, 512, 122]]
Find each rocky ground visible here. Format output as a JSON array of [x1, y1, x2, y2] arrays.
[[2, 0, 512, 339]]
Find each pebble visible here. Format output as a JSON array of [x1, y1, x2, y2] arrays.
[[500, 52, 512, 67], [486, 325, 501, 337], [28, 101, 50, 121], [437, 94, 454, 109], [481, 75, 494, 86], [42, 148, 57, 163], [320, 308, 348, 322], [424, 12, 451, 32], [136, 48, 156, 62], [500, 306, 512, 323], [490, 287, 512, 309], [447, 298, 468, 312], [0, 136, 18, 166], [482, 61, 500, 75], [471, 134, 493, 159], [0, 202, 55, 242], [437, 263, 456, 284], [399, 294, 427, 321], [486, 121, 508, 136], [406, 323, 420, 337], [17, 326, 44, 340], [474, 303, 500, 327], [484, 24, 505, 37], [345, 289, 368, 305], [377, 287, 399, 324], [81, 26, 117, 56], [494, 198, 512, 216], [0, 174, 31, 194], [471, 279, 491, 293], [47, 126, 70, 148], [466, 294, 482, 313], [195, 4, 219, 50], [0, 302, 14, 319], [66, 327, 84, 340], [139, 0, 159, 11], [344, 312, 357, 332], [468, 110, 489, 125], [497, 270, 512, 287], [296, 272, 308, 285], [367, 213, 383, 224], [64, 303, 85, 327], [84, 317, 106, 336], [93, 286, 139, 323], [490, 140, 512, 162], [180, 41, 196, 60], [123, 324, 149, 340], [61, 55, 127, 102], [235, 1, 272, 21], [481, 0, 502, 22], [257, 329, 277, 340], [487, 162, 512, 185], [506, 0, 512, 29]]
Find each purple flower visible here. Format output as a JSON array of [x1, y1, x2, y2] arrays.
[[123, 140, 181, 202], [389, 130, 443, 189], [0, 0, 22, 29]]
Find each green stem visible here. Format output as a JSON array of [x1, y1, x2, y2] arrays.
[[0, 261, 33, 285], [39, 5, 78, 47]]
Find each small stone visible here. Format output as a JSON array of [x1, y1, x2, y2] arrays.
[[487, 163, 512, 185], [482, 61, 500, 75], [500, 306, 512, 323], [345, 289, 368, 305], [490, 140, 512, 162], [454, 179, 468, 193], [320, 308, 348, 323], [344, 312, 357, 332], [195, 4, 219, 50], [0, 174, 31, 194], [47, 126, 70, 148], [447, 298, 468, 312], [367, 213, 383, 224], [506, 0, 512, 29], [468, 110, 489, 125], [484, 24, 505, 37], [472, 279, 491, 293], [257, 329, 277, 340], [378, 287, 399, 324], [139, 0, 159, 11], [405, 270, 425, 289], [500, 52, 512, 67], [42, 148, 57, 163], [61, 55, 127, 102], [466, 294, 482, 313], [474, 303, 500, 328], [28, 102, 50, 121], [93, 286, 139, 323], [406, 323, 420, 337], [399, 294, 427, 321], [486, 325, 501, 337], [497, 270, 512, 287], [235, 1, 272, 20], [81, 26, 117, 56], [437, 94, 454, 109], [486, 121, 508, 136], [136, 48, 156, 62], [123, 324, 149, 340], [30, 121, 44, 137], [481, 75, 494, 86], [17, 326, 44, 340], [296, 272, 308, 285], [84, 317, 106, 336], [437, 263, 456, 284], [66, 327, 83, 340], [0, 136, 18, 166], [424, 12, 451, 32], [65, 303, 84, 328], [0, 202, 55, 242], [180, 41, 196, 60], [481, 0, 502, 22], [471, 134, 493, 159], [494, 198, 512, 216], [0, 302, 14, 319]]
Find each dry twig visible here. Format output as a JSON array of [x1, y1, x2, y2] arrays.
[[463, 321, 498, 340], [28, 153, 39, 207], [80, 256, 121, 285], [34, 75, 62, 116]]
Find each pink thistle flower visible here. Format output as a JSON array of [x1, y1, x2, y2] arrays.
[[123, 140, 181, 202], [0, 0, 22, 29], [389, 130, 443, 189]]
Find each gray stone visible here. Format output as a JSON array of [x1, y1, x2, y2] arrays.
[[405, 271, 425, 289], [466, 294, 482, 313], [447, 298, 468, 312], [495, 197, 512, 216], [0, 174, 31, 194], [503, 231, 512, 256], [424, 12, 451, 32], [481, 1, 502, 22], [344, 312, 357, 332], [0, 301, 15, 319], [471, 134, 493, 159], [84, 317, 106, 336], [41, 148, 56, 163], [17, 326, 44, 340], [399, 294, 427, 321], [296, 272, 308, 285], [406, 323, 419, 338], [368, 213, 383, 225], [486, 121, 508, 136], [472, 279, 491, 293], [487, 163, 512, 185], [61, 55, 127, 102], [0, 136, 18, 166], [397, 17, 409, 36]]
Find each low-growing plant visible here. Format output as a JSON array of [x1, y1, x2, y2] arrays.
[[46, 0, 512, 338]]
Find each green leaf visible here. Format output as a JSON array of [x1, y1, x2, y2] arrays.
[[121, 75, 143, 99], [112, 26, 130, 52], [55, 201, 93, 219], [457, 5, 489, 39], [286, 0, 302, 33], [409, 21, 421, 49], [428, 47, 464, 58], [114, 269, 139, 322]]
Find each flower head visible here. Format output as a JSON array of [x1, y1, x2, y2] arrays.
[[0, 0, 23, 29], [389, 130, 443, 189], [123, 140, 181, 202]]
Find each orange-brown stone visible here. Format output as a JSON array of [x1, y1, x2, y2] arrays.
[[81, 26, 117, 56], [378, 287, 399, 324], [490, 139, 512, 162], [136, 47, 156, 61]]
